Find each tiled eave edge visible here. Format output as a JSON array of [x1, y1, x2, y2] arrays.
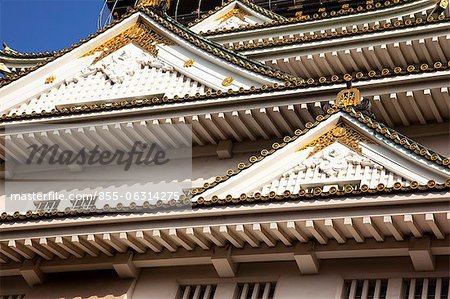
[[230, 15, 449, 51], [0, 50, 55, 59], [2, 60, 448, 122], [189, 0, 287, 28], [157, 8, 295, 82], [198, 0, 416, 36], [1, 182, 449, 223], [193, 181, 450, 207], [191, 106, 450, 198], [0, 7, 294, 90], [0, 17, 127, 88]]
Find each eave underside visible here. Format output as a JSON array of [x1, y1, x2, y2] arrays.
[[0, 192, 449, 281], [2, 69, 448, 151]]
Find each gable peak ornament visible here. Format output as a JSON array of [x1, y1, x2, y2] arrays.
[[82, 22, 175, 64], [428, 0, 448, 17], [335, 82, 375, 118], [298, 123, 376, 158], [335, 87, 361, 108], [216, 8, 251, 24]]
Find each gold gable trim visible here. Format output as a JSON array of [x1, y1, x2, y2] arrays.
[[298, 123, 376, 158], [216, 8, 251, 24], [137, 0, 170, 9], [82, 22, 175, 63]]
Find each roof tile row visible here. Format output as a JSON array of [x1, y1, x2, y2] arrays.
[[198, 0, 415, 36], [1, 180, 448, 223], [3, 60, 448, 122], [231, 15, 448, 51]]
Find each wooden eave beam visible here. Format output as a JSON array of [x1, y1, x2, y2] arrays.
[[1, 236, 448, 278]]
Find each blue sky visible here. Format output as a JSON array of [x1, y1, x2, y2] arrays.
[[0, 0, 107, 53]]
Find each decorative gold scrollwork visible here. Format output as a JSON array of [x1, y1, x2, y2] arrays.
[[298, 123, 376, 157], [216, 8, 251, 24], [137, 0, 170, 9], [82, 22, 175, 63]]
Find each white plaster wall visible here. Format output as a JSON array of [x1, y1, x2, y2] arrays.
[[275, 273, 343, 299], [2, 256, 449, 299], [126, 257, 450, 299], [133, 274, 179, 299]]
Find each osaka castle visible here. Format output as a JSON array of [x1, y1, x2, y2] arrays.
[[1, 0, 450, 298]]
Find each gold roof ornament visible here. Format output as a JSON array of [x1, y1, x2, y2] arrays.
[[298, 123, 376, 158], [438, 0, 449, 10], [137, 0, 170, 9], [82, 22, 175, 64], [216, 8, 251, 24], [45, 75, 56, 84], [184, 59, 195, 68], [295, 11, 309, 20], [222, 76, 234, 87], [335, 87, 361, 108], [428, 0, 448, 17]]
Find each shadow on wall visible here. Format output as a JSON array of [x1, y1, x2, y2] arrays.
[[24, 270, 135, 299]]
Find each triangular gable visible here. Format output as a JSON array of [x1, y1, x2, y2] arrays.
[[0, 7, 293, 117], [194, 108, 450, 200], [5, 43, 213, 117], [190, 0, 286, 34], [255, 142, 410, 195]]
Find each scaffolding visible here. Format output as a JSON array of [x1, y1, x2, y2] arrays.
[[98, 0, 139, 29]]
